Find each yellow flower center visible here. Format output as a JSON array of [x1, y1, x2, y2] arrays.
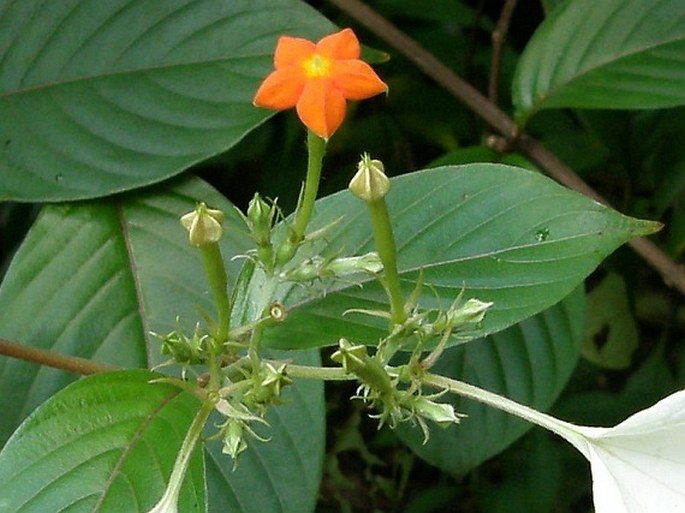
[[302, 54, 331, 78]]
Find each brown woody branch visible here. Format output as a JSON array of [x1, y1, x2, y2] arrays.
[[0, 338, 116, 376], [489, 0, 519, 105], [326, 0, 685, 295]]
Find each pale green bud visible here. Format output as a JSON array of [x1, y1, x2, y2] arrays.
[[330, 338, 369, 374], [260, 362, 292, 397], [349, 153, 390, 202], [452, 298, 493, 325], [275, 238, 298, 266], [180, 203, 224, 246], [246, 193, 274, 245], [222, 419, 247, 460], [414, 397, 463, 426], [326, 252, 383, 276]]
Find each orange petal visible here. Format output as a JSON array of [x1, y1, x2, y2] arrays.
[[274, 35, 316, 69], [316, 28, 360, 60], [253, 67, 305, 110], [296, 79, 346, 139], [331, 60, 388, 100]]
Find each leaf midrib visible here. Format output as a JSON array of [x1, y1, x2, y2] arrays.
[[0, 52, 267, 99]]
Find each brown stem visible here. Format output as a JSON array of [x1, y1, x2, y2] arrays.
[[326, 0, 685, 296], [0, 338, 117, 375], [489, 0, 519, 105]]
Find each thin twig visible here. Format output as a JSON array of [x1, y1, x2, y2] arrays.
[[0, 338, 117, 375], [489, 0, 519, 105], [326, 0, 685, 295]]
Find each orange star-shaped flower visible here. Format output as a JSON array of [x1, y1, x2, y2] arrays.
[[253, 28, 388, 140]]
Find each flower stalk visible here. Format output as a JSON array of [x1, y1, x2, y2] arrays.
[[147, 399, 214, 513], [349, 155, 406, 325], [200, 243, 230, 344], [291, 130, 327, 246], [422, 372, 588, 452], [181, 204, 231, 344]]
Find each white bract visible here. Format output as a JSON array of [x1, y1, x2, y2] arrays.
[[568, 390, 685, 513], [425, 375, 685, 513]]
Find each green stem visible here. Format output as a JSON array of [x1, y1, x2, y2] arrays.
[[422, 372, 591, 456], [201, 243, 230, 343], [292, 130, 326, 243], [248, 321, 266, 374], [368, 199, 406, 325], [278, 362, 355, 381], [148, 399, 214, 513], [207, 352, 223, 393]]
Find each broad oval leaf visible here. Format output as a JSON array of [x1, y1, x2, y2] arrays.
[[0, 177, 324, 513], [258, 164, 658, 350], [0, 0, 333, 201], [513, 0, 685, 123], [397, 287, 583, 476], [0, 370, 205, 512]]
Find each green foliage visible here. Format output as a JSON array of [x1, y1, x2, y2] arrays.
[[513, 0, 685, 123], [0, 370, 205, 512], [262, 164, 657, 349], [0, 177, 325, 513], [0, 0, 684, 512], [0, 0, 333, 201]]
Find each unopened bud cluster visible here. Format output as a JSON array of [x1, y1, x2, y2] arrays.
[[331, 338, 464, 442], [156, 322, 214, 367], [213, 360, 294, 464]]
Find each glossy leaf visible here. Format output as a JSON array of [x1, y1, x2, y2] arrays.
[[258, 164, 658, 350], [0, 370, 205, 512], [0, 177, 324, 513], [513, 0, 685, 123], [397, 288, 584, 476], [0, 0, 334, 201]]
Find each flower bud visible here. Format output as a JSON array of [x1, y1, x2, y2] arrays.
[[326, 252, 383, 276], [247, 193, 274, 246], [330, 338, 369, 374], [180, 203, 224, 246], [414, 397, 463, 426], [451, 298, 493, 326], [222, 418, 247, 460], [275, 238, 299, 266], [349, 153, 390, 202]]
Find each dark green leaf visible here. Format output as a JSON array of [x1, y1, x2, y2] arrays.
[[0, 177, 325, 513], [0, 0, 334, 201], [513, 0, 685, 123], [258, 164, 658, 350], [0, 177, 250, 443], [0, 370, 204, 512]]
